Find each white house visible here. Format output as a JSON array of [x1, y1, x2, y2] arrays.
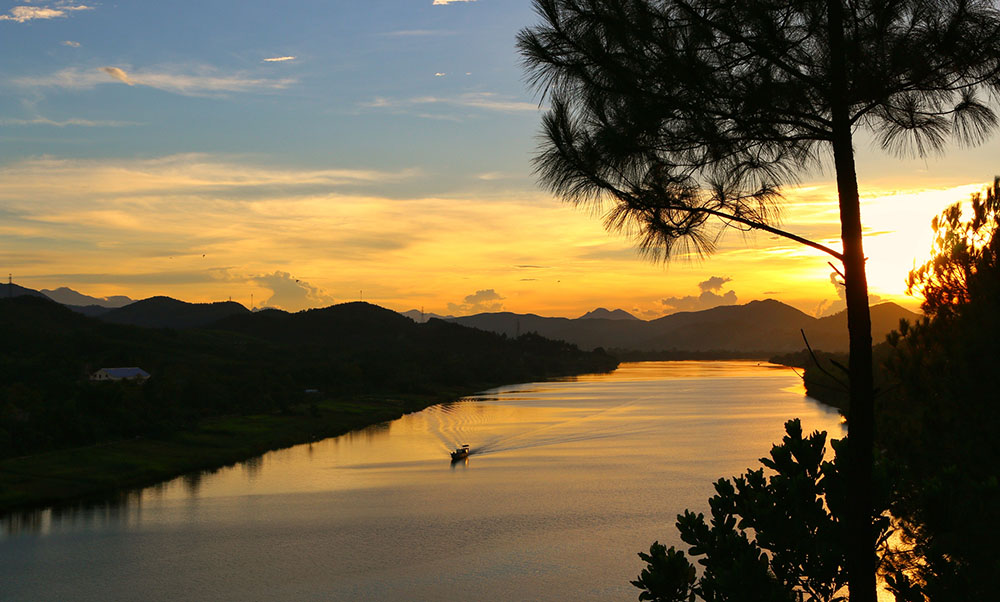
[[90, 367, 151, 382]]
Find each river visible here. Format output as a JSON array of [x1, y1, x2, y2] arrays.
[[1, 361, 845, 601]]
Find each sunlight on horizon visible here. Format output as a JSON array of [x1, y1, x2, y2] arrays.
[[4, 172, 986, 318]]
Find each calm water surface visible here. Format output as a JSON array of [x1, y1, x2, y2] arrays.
[[1, 361, 844, 601]]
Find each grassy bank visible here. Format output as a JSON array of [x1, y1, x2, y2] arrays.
[[0, 389, 476, 515]]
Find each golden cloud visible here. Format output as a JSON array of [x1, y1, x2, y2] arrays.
[[1, 154, 969, 316]]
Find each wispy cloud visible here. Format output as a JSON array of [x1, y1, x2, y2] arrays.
[[432, 0, 476, 5], [263, 56, 296, 62], [62, 40, 81, 47], [0, 154, 419, 201], [0, 3, 93, 22], [13, 66, 296, 97], [0, 116, 138, 127], [363, 92, 540, 115]]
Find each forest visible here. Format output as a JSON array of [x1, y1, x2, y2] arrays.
[[0, 298, 617, 460]]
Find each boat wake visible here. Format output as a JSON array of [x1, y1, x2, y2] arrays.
[[425, 396, 655, 458]]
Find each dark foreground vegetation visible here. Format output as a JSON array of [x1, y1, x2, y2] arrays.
[[0, 297, 617, 512], [636, 180, 1000, 601]]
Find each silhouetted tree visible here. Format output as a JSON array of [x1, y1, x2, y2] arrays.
[[878, 178, 1000, 600], [518, 2, 1000, 599], [631, 419, 890, 602], [906, 176, 1000, 318]]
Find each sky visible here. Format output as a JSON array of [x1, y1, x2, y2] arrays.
[[3, 0, 1000, 319]]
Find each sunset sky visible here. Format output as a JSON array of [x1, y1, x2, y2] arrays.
[[3, 0, 1000, 318]]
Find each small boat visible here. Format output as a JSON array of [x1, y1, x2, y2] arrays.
[[450, 444, 470, 461]]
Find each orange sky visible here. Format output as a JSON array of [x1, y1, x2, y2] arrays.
[[2, 150, 991, 319]]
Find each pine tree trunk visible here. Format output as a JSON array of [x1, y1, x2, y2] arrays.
[[832, 124, 876, 602], [828, 1, 876, 601]]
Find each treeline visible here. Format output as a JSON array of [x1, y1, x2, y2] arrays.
[[0, 297, 617, 459]]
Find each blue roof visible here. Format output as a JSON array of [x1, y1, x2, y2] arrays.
[[101, 367, 150, 379]]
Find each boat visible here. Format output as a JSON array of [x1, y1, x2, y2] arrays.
[[450, 444, 470, 461]]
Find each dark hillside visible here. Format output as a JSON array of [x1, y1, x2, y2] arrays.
[[0, 283, 47, 300], [0, 297, 616, 460], [99, 296, 250, 329]]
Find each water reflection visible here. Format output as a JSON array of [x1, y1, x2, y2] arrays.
[[1, 361, 844, 602]]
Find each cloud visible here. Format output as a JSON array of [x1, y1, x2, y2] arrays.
[[14, 66, 296, 97], [661, 276, 738, 313], [362, 92, 540, 115], [102, 66, 135, 86], [433, 0, 476, 4], [698, 276, 731, 292], [1, 4, 93, 22], [447, 289, 504, 314], [0, 116, 138, 127], [62, 40, 81, 47], [814, 272, 883, 317], [263, 56, 296, 62], [434, 72, 446, 77], [0, 154, 418, 202], [253, 271, 334, 312], [476, 171, 515, 181]]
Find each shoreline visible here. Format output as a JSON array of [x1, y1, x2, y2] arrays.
[[0, 387, 489, 517]]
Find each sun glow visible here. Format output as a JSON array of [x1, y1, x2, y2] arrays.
[[0, 152, 987, 317]]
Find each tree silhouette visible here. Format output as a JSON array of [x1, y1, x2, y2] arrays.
[[878, 178, 1000, 600], [518, 2, 1000, 599], [630, 419, 891, 602]]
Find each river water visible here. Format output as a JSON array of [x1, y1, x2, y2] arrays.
[[1, 361, 844, 601]]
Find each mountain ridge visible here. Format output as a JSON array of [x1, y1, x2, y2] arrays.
[[3, 282, 920, 353], [446, 299, 919, 353]]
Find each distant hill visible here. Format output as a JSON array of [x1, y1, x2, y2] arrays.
[[446, 299, 921, 354], [98, 296, 251, 329], [579, 307, 639, 320], [41, 287, 133, 308], [400, 309, 455, 323]]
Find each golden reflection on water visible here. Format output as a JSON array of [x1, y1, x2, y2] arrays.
[[1, 361, 847, 602]]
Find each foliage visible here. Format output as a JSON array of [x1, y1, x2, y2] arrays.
[[518, 0, 1000, 260], [632, 419, 890, 602], [0, 297, 617, 459], [906, 177, 1000, 318], [876, 179, 1000, 601]]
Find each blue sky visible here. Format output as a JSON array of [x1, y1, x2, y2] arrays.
[[2, 0, 542, 194], [3, 0, 1000, 316]]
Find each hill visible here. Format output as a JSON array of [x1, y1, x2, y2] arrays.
[[41, 286, 133, 308], [98, 296, 251, 329], [579, 307, 639, 320], [0, 282, 47, 300], [0, 296, 616, 461], [446, 299, 921, 354], [400, 309, 455, 323]]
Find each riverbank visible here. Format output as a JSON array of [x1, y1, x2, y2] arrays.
[[0, 388, 482, 514]]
